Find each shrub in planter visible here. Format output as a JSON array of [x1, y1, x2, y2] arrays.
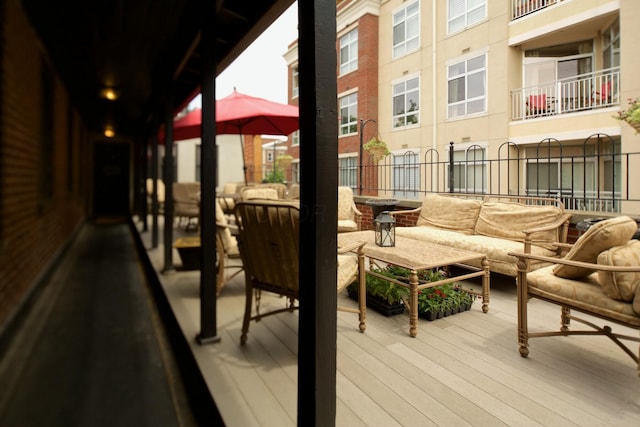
[[347, 265, 408, 316]]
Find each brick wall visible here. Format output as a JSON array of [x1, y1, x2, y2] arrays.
[[0, 2, 87, 332]]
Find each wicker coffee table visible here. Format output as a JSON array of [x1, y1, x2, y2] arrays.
[[338, 230, 490, 337]]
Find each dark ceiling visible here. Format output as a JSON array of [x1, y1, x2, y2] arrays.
[[22, 0, 294, 139]]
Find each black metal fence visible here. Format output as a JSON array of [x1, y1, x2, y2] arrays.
[[346, 133, 640, 213]]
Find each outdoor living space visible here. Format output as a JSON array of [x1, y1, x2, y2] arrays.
[[138, 216, 640, 427]]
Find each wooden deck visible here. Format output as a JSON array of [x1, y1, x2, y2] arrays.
[[137, 220, 640, 427]]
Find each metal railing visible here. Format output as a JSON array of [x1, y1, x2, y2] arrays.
[[344, 134, 640, 214], [511, 68, 620, 120], [511, 0, 557, 20]]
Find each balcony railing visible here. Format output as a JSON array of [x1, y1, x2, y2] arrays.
[[511, 0, 557, 20], [511, 67, 620, 121]]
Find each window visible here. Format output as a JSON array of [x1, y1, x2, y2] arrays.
[[292, 130, 300, 147], [339, 93, 358, 136], [448, 0, 486, 34], [392, 77, 419, 128], [448, 53, 486, 118], [603, 18, 620, 70], [339, 156, 358, 189], [292, 66, 299, 98], [392, 151, 420, 199], [450, 145, 486, 193], [340, 28, 358, 75], [292, 161, 300, 184], [393, 1, 419, 58]]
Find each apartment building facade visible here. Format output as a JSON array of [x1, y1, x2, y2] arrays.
[[286, 0, 640, 215]]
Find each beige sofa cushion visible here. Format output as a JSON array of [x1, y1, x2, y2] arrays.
[[597, 240, 640, 302], [554, 216, 638, 279], [416, 194, 482, 234], [474, 202, 563, 249]]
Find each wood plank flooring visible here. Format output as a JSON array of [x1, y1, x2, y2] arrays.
[[138, 220, 640, 427]]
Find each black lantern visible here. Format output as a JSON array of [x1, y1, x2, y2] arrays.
[[374, 211, 396, 247]]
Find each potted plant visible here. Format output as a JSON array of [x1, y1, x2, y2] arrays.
[[347, 265, 408, 316], [363, 137, 390, 162], [614, 97, 640, 133]]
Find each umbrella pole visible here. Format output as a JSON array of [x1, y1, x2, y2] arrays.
[[239, 133, 248, 186]]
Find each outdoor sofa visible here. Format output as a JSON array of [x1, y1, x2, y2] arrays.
[[389, 193, 571, 277]]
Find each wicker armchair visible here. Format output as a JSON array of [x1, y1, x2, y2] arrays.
[[337, 186, 362, 233], [173, 182, 200, 230], [234, 200, 366, 345], [215, 199, 243, 295]]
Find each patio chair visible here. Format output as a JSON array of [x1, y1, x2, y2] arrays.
[[509, 216, 640, 375], [528, 94, 547, 116], [338, 186, 362, 233], [173, 182, 200, 230], [146, 178, 165, 213], [215, 199, 243, 295], [234, 200, 367, 345]]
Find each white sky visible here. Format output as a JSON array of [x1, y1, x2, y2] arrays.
[[190, 3, 298, 108]]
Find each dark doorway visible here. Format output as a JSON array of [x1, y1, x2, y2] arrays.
[[93, 141, 130, 217]]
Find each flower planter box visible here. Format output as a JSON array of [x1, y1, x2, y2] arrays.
[[347, 288, 405, 317], [419, 302, 473, 321]]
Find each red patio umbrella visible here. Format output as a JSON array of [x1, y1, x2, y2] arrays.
[[159, 90, 299, 184]]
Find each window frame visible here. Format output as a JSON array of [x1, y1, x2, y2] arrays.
[[449, 144, 487, 194], [392, 0, 420, 59], [339, 92, 359, 136], [338, 155, 358, 189], [392, 75, 420, 129], [447, 52, 487, 119], [339, 28, 358, 76], [447, 0, 487, 35], [392, 150, 420, 199]]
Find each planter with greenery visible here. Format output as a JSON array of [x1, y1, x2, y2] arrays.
[[614, 97, 640, 133], [347, 265, 408, 316], [363, 137, 390, 162], [346, 265, 475, 319]]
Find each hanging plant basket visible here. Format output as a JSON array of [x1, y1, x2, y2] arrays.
[[363, 138, 390, 163], [276, 155, 293, 169]]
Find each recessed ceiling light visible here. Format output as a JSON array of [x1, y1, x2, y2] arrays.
[[100, 88, 119, 101]]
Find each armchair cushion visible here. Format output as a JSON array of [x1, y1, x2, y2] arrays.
[[337, 253, 359, 293], [553, 216, 637, 279], [416, 194, 482, 234], [597, 240, 640, 302]]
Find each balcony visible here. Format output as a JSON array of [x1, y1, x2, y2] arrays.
[[511, 0, 557, 20], [511, 67, 620, 121]]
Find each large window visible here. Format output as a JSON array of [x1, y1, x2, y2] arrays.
[[339, 156, 358, 189], [292, 66, 299, 98], [340, 28, 358, 75], [448, 0, 486, 34], [392, 0, 419, 58], [392, 151, 420, 199], [602, 18, 620, 70], [339, 92, 358, 136], [292, 130, 300, 147], [447, 53, 486, 118], [450, 145, 486, 193], [392, 77, 419, 128]]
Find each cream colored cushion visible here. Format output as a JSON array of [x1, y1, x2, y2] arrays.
[[337, 253, 358, 293], [338, 186, 355, 220], [597, 240, 640, 302], [475, 202, 563, 249], [527, 266, 640, 326], [241, 187, 279, 201], [215, 200, 238, 254], [416, 194, 482, 234], [553, 216, 638, 279]]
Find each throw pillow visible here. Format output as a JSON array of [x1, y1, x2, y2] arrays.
[[597, 240, 640, 301], [553, 216, 638, 279]]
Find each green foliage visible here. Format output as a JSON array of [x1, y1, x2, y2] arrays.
[[348, 264, 476, 313], [262, 168, 285, 183]]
